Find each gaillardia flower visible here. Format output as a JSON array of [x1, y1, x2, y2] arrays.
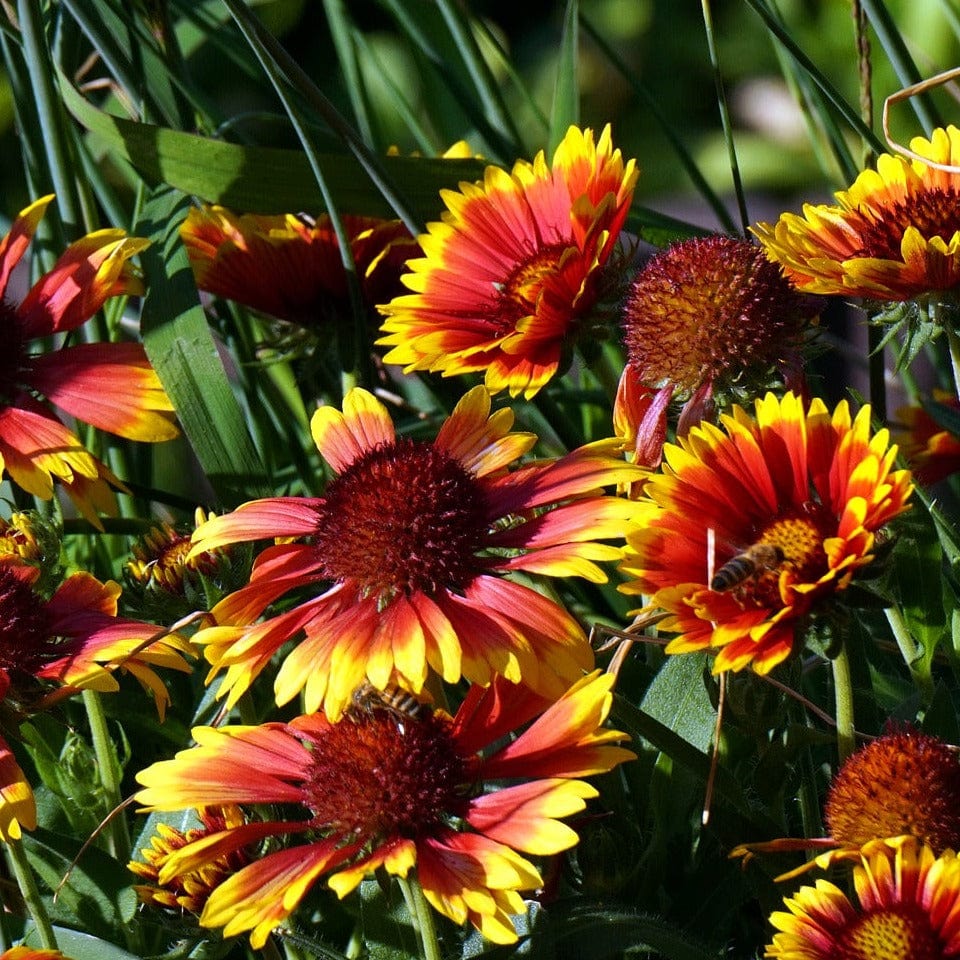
[[754, 125, 960, 301], [895, 392, 960, 486], [0, 950, 75, 960], [130, 805, 253, 915], [182, 205, 415, 326], [0, 564, 194, 718], [0, 196, 178, 521], [618, 392, 913, 674], [615, 236, 819, 462], [731, 728, 960, 880], [190, 386, 639, 718], [135, 671, 634, 947], [765, 838, 960, 959], [377, 125, 638, 398]]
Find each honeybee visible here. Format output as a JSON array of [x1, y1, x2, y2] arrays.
[[348, 681, 427, 728], [710, 543, 785, 592]]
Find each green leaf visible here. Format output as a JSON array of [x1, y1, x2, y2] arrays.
[[135, 185, 270, 503], [19, 926, 141, 960], [548, 0, 579, 152], [59, 69, 486, 218], [639, 652, 716, 753], [22, 827, 137, 937]]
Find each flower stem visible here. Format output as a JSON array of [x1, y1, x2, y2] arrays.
[[82, 689, 131, 862], [885, 606, 934, 704], [831, 644, 856, 764], [4, 837, 58, 950], [398, 874, 441, 960], [945, 321, 960, 405]]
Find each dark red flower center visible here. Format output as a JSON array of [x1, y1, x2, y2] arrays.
[[315, 438, 489, 600], [0, 566, 57, 683], [837, 904, 942, 960], [302, 711, 471, 841], [491, 242, 573, 335], [825, 730, 960, 852], [621, 236, 817, 395], [0, 302, 28, 406], [853, 187, 960, 262]]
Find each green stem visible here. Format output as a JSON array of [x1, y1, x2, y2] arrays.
[[4, 837, 58, 950], [398, 874, 441, 960], [885, 606, 934, 704], [867, 323, 887, 425], [831, 644, 856, 764], [81, 689, 130, 862], [945, 321, 960, 406]]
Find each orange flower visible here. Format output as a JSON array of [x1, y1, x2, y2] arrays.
[[766, 838, 960, 958], [190, 385, 640, 718], [135, 671, 634, 947], [378, 125, 638, 398], [0, 197, 178, 522], [182, 205, 415, 326], [615, 236, 819, 464], [619, 392, 913, 674], [895, 391, 960, 485], [0, 564, 193, 719], [130, 805, 253, 915], [754, 125, 960, 300], [0, 949, 74, 960], [732, 727, 960, 883]]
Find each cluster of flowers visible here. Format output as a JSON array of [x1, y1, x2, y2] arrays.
[[4, 120, 960, 955]]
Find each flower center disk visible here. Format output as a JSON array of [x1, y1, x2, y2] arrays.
[[302, 711, 470, 840], [838, 905, 942, 960], [315, 439, 489, 599], [0, 567, 54, 681], [493, 242, 570, 334], [854, 187, 960, 262]]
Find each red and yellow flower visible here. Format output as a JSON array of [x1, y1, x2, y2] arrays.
[[754, 125, 960, 301], [766, 837, 960, 959], [896, 391, 960, 486], [377, 125, 638, 398], [130, 805, 253, 915], [0, 735, 34, 842], [732, 727, 960, 880], [190, 385, 640, 718], [0, 196, 178, 521], [619, 392, 913, 674], [0, 563, 193, 717], [182, 205, 415, 326], [135, 671, 634, 947], [615, 235, 819, 465]]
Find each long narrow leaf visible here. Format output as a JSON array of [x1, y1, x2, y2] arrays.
[[549, 0, 579, 152], [136, 186, 269, 503], [60, 69, 486, 217]]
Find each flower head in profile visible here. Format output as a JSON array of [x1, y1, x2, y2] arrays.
[[615, 236, 819, 464], [766, 838, 960, 959], [135, 671, 634, 947], [130, 805, 253, 915], [619, 392, 913, 674], [0, 196, 178, 522], [0, 563, 194, 719], [378, 125, 638, 398], [182, 205, 415, 327], [124, 507, 248, 621], [754, 125, 960, 302], [731, 727, 960, 880], [190, 386, 639, 718], [895, 391, 960, 486]]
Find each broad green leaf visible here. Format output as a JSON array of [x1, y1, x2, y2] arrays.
[[549, 0, 579, 153], [136, 186, 270, 503], [19, 927, 140, 960], [23, 827, 137, 935], [59, 70, 485, 218]]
